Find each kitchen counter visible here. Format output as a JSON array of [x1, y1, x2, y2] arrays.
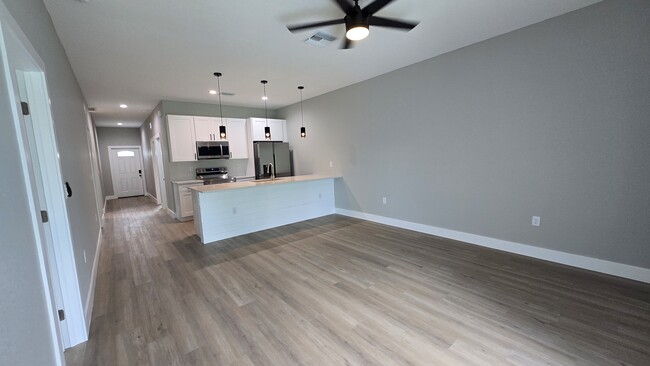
[[189, 174, 340, 193], [171, 179, 203, 185], [192, 175, 340, 244]]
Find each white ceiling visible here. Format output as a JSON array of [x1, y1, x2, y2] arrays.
[[43, 0, 601, 128]]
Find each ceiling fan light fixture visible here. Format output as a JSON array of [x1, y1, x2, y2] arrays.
[[346, 26, 369, 41]]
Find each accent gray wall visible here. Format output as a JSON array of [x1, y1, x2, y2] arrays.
[[141, 100, 276, 214], [96, 127, 143, 197], [278, 0, 650, 269], [1, 0, 102, 363]]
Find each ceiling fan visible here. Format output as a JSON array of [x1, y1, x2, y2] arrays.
[[287, 0, 420, 49]]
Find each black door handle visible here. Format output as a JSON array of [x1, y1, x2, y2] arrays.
[[65, 182, 72, 197]]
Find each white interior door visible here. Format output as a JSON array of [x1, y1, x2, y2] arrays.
[[109, 147, 144, 197]]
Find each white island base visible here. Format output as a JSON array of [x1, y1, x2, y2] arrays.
[[191, 175, 338, 244]]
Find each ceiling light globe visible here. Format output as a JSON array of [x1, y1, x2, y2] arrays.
[[209, 90, 217, 95], [262, 96, 268, 101], [346, 26, 369, 41]]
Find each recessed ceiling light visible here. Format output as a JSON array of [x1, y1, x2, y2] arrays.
[[117, 122, 123, 126], [262, 96, 268, 101], [120, 104, 128, 108], [209, 90, 217, 95]]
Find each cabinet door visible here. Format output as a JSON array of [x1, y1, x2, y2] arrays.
[[168, 115, 196, 162], [269, 119, 286, 142], [251, 118, 267, 141], [251, 118, 286, 141], [194, 116, 220, 141], [226, 118, 248, 159], [179, 185, 194, 217]]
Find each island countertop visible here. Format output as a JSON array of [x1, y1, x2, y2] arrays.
[[189, 174, 341, 193]]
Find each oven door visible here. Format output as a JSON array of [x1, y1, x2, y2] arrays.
[[196, 141, 229, 159]]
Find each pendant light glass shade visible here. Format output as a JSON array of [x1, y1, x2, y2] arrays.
[[298, 86, 306, 139], [214, 72, 226, 140], [261, 80, 271, 140]]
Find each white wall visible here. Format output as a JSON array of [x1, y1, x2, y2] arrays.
[[279, 0, 650, 270]]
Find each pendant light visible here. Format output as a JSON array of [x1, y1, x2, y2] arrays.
[[214, 72, 227, 140], [298, 86, 306, 138], [261, 80, 271, 140]]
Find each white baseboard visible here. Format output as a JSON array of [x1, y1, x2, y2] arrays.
[[105, 195, 117, 200], [335, 208, 650, 284], [83, 229, 103, 332], [167, 208, 176, 219], [145, 192, 157, 202]]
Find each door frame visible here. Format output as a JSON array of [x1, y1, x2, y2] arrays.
[[150, 134, 168, 208], [0, 3, 85, 364], [108, 145, 145, 197]]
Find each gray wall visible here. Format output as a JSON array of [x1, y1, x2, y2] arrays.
[[278, 0, 650, 269], [141, 100, 276, 214], [1, 0, 103, 363], [96, 127, 143, 197]]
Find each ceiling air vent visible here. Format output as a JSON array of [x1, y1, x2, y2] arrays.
[[221, 92, 236, 96], [304, 32, 336, 48]]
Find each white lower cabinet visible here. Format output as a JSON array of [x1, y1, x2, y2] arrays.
[[172, 181, 203, 221]]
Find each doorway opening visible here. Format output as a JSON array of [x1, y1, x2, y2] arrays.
[[108, 146, 145, 198]]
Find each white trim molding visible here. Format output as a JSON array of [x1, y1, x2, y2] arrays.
[[84, 229, 102, 332], [335, 208, 650, 284]]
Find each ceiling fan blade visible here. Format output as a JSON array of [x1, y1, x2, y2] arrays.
[[368, 16, 419, 30], [341, 38, 354, 49], [332, 0, 353, 13], [287, 18, 345, 32], [362, 0, 395, 16]]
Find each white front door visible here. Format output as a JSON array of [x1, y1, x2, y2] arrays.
[[109, 147, 144, 197]]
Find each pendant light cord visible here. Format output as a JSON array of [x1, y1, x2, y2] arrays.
[[263, 82, 268, 126], [299, 88, 305, 128], [217, 74, 224, 126]]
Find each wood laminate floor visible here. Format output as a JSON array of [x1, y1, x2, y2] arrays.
[[65, 196, 650, 365]]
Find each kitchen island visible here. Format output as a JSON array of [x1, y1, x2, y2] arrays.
[[190, 175, 340, 244]]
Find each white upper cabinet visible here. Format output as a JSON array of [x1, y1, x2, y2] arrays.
[[193, 116, 221, 141], [168, 115, 196, 162], [250, 118, 287, 142], [168, 115, 250, 162], [226, 118, 248, 159]]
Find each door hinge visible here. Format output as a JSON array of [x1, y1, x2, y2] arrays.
[[21, 101, 30, 116], [40, 210, 49, 223], [58, 309, 65, 321]]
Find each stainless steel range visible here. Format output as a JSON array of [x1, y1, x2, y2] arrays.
[[196, 167, 232, 185]]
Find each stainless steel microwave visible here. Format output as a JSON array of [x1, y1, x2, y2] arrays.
[[196, 141, 230, 159]]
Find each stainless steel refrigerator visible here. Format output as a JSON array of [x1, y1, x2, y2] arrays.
[[254, 142, 291, 179]]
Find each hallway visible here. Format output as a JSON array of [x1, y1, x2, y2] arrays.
[[66, 197, 650, 365]]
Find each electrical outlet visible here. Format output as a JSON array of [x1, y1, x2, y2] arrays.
[[83, 250, 87, 263], [382, 197, 387, 205], [532, 216, 541, 227], [329, 161, 333, 168], [232, 207, 237, 214]]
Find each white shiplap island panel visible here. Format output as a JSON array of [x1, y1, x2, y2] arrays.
[[191, 175, 338, 244]]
